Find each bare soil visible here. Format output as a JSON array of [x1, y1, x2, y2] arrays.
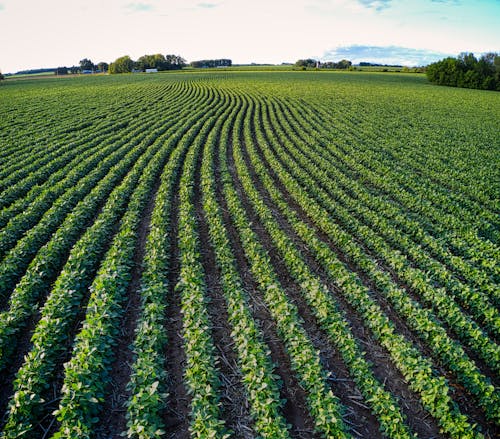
[[251, 102, 499, 437], [216, 135, 320, 438], [96, 168, 163, 438]]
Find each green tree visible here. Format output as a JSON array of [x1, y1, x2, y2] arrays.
[[109, 56, 134, 74], [0, 70, 4, 81], [55, 67, 68, 76], [427, 53, 499, 91], [79, 58, 95, 72], [295, 58, 317, 68], [97, 62, 109, 73]]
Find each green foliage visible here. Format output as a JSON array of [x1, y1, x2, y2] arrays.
[[109, 55, 135, 74], [427, 52, 500, 90], [0, 71, 498, 438], [190, 58, 231, 68]]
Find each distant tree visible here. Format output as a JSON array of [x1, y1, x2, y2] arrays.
[[295, 58, 317, 68], [427, 52, 499, 91], [79, 58, 95, 72], [190, 59, 231, 68], [55, 67, 68, 75], [321, 59, 352, 69], [69, 65, 80, 74], [109, 56, 134, 74], [165, 54, 186, 69], [0, 70, 4, 81], [97, 62, 109, 73]]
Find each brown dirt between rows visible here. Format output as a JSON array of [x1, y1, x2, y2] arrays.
[[273, 102, 500, 382], [230, 128, 441, 438], [253, 105, 498, 437], [160, 183, 191, 439], [266, 106, 500, 424], [0, 199, 124, 437], [0, 166, 123, 429], [193, 151, 255, 438], [216, 138, 320, 438], [95, 169, 163, 438]]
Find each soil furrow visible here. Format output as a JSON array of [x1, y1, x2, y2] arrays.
[[249, 100, 496, 436], [193, 153, 255, 437], [161, 189, 190, 439], [215, 136, 318, 438], [231, 120, 436, 438], [95, 163, 164, 438]]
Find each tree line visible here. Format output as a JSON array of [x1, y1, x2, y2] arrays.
[[189, 59, 232, 68], [110, 54, 186, 73], [295, 59, 352, 69], [426, 52, 500, 91]]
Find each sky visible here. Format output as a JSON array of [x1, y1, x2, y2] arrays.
[[0, 0, 499, 72]]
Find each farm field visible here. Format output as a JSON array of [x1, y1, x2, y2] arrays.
[[0, 71, 499, 438]]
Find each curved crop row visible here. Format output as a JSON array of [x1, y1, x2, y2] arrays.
[[252, 96, 499, 429], [0, 91, 206, 370], [263, 98, 500, 363], [1, 123, 173, 439], [1, 84, 216, 439], [293, 97, 500, 274], [174, 88, 231, 438], [235, 94, 413, 438], [50, 84, 227, 439], [276, 98, 499, 305], [124, 85, 228, 439], [221, 96, 350, 438], [0, 83, 185, 230], [200, 93, 291, 438]]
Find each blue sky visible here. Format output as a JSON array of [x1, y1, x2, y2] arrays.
[[0, 0, 499, 72]]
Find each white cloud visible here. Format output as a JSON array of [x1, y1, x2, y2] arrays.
[[125, 3, 154, 12], [0, 0, 498, 72], [323, 45, 453, 66], [357, 0, 392, 12], [197, 2, 219, 8]]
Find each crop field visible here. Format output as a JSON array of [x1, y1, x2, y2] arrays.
[[0, 71, 499, 438]]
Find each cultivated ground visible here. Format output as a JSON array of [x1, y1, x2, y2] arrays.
[[0, 71, 499, 438]]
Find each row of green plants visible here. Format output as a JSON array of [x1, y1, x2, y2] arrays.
[[235, 94, 413, 438], [1, 84, 214, 438], [124, 114, 191, 439], [0, 86, 203, 366], [222, 98, 350, 438], [275, 98, 499, 303], [1, 121, 175, 439], [0, 121, 151, 260], [49, 132, 181, 439], [0, 135, 145, 297], [200, 95, 292, 437], [174, 90, 231, 438], [251, 96, 499, 429], [0, 83, 181, 228], [0, 82, 170, 208], [0, 103, 140, 191], [125, 84, 227, 438], [0, 112, 112, 179], [292, 97, 499, 275], [0, 83, 201, 297], [0, 129, 154, 372], [49, 85, 220, 437], [312, 99, 499, 230], [264, 98, 500, 362]]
